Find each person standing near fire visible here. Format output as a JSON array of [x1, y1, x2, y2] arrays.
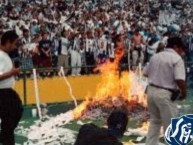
[[0, 30, 23, 145], [131, 29, 144, 70], [114, 34, 124, 65], [143, 36, 187, 145]]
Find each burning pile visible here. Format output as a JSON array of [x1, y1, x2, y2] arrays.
[[72, 47, 149, 121], [73, 70, 149, 121]]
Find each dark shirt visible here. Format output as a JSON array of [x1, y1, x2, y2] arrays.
[[74, 123, 123, 145], [39, 40, 52, 58], [9, 49, 19, 59]]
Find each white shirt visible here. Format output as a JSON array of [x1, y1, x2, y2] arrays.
[[0, 50, 15, 88], [148, 41, 160, 54], [73, 38, 80, 52], [86, 39, 94, 52], [61, 37, 69, 55], [23, 43, 37, 52], [162, 36, 168, 45], [143, 49, 185, 90], [98, 38, 107, 54], [109, 43, 115, 58], [16, 26, 23, 37]]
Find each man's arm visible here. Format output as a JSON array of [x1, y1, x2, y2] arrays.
[[0, 68, 20, 81], [143, 63, 149, 77], [176, 80, 186, 100], [174, 59, 186, 100]]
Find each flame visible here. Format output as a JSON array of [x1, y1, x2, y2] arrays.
[[73, 101, 89, 119], [73, 46, 147, 119]]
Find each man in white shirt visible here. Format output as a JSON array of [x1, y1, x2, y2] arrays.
[[144, 37, 186, 145], [70, 34, 82, 76], [58, 31, 70, 75], [0, 30, 23, 145]]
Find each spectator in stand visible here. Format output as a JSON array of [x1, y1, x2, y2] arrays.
[[97, 30, 108, 65], [131, 29, 144, 70], [39, 32, 52, 76], [70, 32, 82, 76], [31, 34, 40, 69], [20, 29, 34, 71], [52, 33, 61, 68], [85, 31, 95, 74], [58, 30, 70, 75], [0, 0, 192, 77]]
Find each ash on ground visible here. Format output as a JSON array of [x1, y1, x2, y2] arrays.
[[80, 96, 149, 123]]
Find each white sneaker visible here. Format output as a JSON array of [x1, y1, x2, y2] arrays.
[[37, 74, 41, 79], [72, 74, 76, 77], [30, 74, 34, 80], [58, 71, 62, 77], [76, 73, 81, 76]]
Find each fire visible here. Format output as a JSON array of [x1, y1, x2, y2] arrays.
[[73, 46, 147, 119], [73, 101, 90, 119]]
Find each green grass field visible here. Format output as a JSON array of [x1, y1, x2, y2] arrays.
[[14, 98, 193, 145]]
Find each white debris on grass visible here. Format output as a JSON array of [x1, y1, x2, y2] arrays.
[[135, 143, 165, 145], [122, 141, 165, 145], [76, 120, 85, 125], [136, 136, 145, 142], [126, 128, 148, 137], [24, 127, 77, 145], [17, 110, 77, 145], [15, 126, 29, 137], [124, 128, 164, 138]]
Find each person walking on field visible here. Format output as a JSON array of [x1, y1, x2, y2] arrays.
[[143, 36, 187, 145], [0, 30, 23, 145]]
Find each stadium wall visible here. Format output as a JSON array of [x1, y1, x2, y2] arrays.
[[15, 75, 101, 105]]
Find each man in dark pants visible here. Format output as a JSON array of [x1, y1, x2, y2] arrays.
[[74, 110, 128, 145], [0, 30, 23, 145]]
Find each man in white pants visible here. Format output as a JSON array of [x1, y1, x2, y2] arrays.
[[144, 37, 186, 145], [70, 34, 82, 76], [58, 32, 70, 75]]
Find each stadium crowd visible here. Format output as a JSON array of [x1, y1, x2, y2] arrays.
[[0, 0, 193, 77]]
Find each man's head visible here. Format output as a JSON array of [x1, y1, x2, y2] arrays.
[[166, 36, 185, 56], [41, 32, 48, 40], [134, 29, 140, 35], [0, 30, 19, 52], [107, 110, 128, 137], [23, 29, 29, 38]]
